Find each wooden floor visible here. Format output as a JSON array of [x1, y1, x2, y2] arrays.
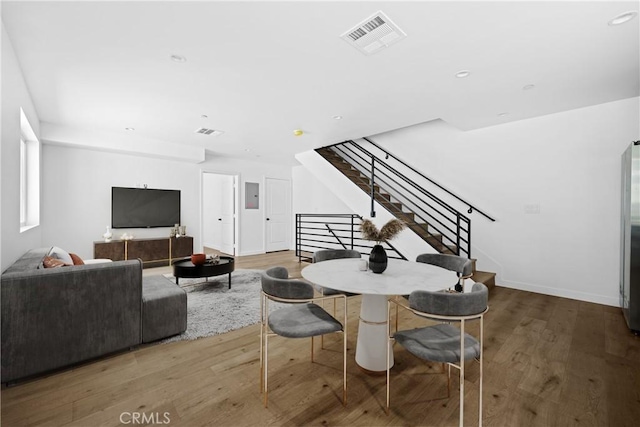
[[2, 251, 640, 426]]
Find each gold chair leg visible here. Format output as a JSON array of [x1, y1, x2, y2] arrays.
[[263, 334, 269, 408], [259, 294, 265, 393], [342, 330, 347, 406], [321, 298, 339, 350], [386, 300, 392, 415], [479, 315, 484, 427], [319, 290, 328, 350], [459, 320, 465, 427], [386, 347, 391, 415], [394, 303, 399, 333], [343, 296, 348, 406]]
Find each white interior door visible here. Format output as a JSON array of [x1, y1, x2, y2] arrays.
[[203, 174, 222, 250], [265, 177, 291, 252], [219, 175, 235, 255], [203, 173, 236, 255]]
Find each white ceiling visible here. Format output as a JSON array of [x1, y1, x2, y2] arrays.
[[2, 1, 638, 165]]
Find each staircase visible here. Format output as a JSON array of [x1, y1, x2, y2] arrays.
[[317, 147, 457, 254], [314, 141, 496, 290]]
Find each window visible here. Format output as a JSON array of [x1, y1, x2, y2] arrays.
[[19, 137, 27, 226], [19, 108, 40, 232]]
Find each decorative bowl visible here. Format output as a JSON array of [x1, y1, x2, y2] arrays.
[[191, 253, 206, 266]]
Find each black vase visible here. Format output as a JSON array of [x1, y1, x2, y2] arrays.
[[369, 244, 388, 274]]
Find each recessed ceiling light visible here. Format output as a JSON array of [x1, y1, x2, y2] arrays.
[[523, 84, 536, 90], [608, 11, 638, 26], [125, 127, 135, 131], [293, 129, 304, 136], [497, 112, 508, 117], [200, 114, 208, 119], [170, 54, 186, 63], [244, 149, 251, 152], [333, 115, 343, 120], [455, 70, 471, 78]]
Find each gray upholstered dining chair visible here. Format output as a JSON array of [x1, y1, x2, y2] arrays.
[[386, 283, 488, 426], [312, 249, 362, 297], [416, 253, 473, 292], [312, 249, 361, 347], [259, 266, 347, 408], [392, 253, 474, 332]]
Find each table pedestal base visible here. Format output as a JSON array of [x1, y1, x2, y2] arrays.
[[355, 294, 393, 372]]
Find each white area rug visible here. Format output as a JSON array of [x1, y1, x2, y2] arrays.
[[161, 269, 273, 343]]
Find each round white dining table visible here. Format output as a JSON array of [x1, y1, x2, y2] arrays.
[[301, 257, 457, 372]]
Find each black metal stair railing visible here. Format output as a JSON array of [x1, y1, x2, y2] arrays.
[[295, 213, 406, 262], [317, 139, 494, 258], [363, 137, 496, 221]]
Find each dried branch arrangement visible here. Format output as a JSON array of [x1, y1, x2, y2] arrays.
[[360, 218, 406, 243]]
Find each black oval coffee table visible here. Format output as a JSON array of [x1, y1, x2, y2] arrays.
[[172, 256, 235, 289]]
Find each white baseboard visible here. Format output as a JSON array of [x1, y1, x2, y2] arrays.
[[499, 279, 620, 307], [238, 250, 265, 257]]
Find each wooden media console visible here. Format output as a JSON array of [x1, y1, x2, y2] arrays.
[[94, 236, 193, 268]]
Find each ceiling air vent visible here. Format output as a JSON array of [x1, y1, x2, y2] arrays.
[[340, 11, 407, 55], [194, 127, 223, 136]]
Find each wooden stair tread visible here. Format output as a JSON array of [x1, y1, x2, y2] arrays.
[[471, 270, 496, 290]]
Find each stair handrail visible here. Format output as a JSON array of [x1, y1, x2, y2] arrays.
[[328, 143, 470, 255], [361, 137, 495, 222], [335, 142, 464, 220]]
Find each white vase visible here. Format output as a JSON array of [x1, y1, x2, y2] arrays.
[[103, 226, 113, 242]]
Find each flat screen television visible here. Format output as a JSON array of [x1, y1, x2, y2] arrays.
[[111, 187, 181, 228]]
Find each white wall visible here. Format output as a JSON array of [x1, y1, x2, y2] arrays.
[[199, 155, 292, 256], [41, 144, 200, 260], [1, 22, 42, 271], [40, 147, 295, 260], [292, 165, 352, 215], [369, 97, 639, 306], [1, 22, 295, 265]]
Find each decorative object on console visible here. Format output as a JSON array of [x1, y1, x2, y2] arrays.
[[179, 225, 186, 237], [191, 253, 206, 266], [360, 218, 405, 274], [103, 226, 113, 242], [120, 233, 134, 240]]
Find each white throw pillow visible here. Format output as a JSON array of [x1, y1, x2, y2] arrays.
[[49, 246, 73, 265]]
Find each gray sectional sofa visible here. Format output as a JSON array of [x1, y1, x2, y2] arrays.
[[1, 247, 186, 383]]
